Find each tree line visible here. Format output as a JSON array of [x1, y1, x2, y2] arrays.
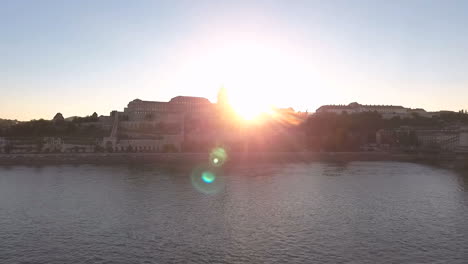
[[2, 110, 468, 152]]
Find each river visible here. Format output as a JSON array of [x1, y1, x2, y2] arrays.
[[0, 161, 467, 263]]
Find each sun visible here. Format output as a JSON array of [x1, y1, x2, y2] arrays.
[[218, 86, 275, 121], [234, 103, 264, 120], [228, 96, 274, 121]]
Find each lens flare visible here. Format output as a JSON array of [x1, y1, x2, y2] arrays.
[[210, 147, 227, 167], [201, 171, 216, 183], [190, 165, 225, 195]]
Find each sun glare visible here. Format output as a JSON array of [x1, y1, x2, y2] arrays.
[[228, 96, 274, 121], [172, 34, 313, 119]]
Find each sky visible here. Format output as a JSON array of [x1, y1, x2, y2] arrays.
[[1, 0, 468, 120]]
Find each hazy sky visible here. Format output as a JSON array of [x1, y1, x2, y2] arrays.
[[1, 0, 468, 120]]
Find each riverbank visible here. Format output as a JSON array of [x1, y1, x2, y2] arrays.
[[1, 151, 468, 168]]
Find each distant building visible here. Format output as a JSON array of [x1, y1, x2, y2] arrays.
[[377, 128, 461, 151], [102, 135, 183, 153], [0, 138, 39, 153], [99, 96, 217, 152], [43, 137, 63, 152], [457, 127, 468, 152], [415, 130, 459, 151], [122, 96, 214, 121], [113, 96, 214, 135], [316, 102, 432, 119], [0, 137, 6, 153]]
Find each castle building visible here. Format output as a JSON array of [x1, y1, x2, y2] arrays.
[[101, 95, 217, 153], [316, 102, 432, 119], [123, 96, 214, 121]]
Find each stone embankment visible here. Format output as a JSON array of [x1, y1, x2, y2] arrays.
[[1, 152, 467, 169]]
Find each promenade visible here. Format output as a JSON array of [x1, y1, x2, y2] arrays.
[[1, 152, 467, 168]]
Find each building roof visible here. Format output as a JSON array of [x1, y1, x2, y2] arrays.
[[169, 96, 211, 104], [129, 99, 160, 104], [128, 96, 212, 106], [316, 102, 406, 112]]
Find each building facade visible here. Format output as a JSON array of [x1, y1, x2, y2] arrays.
[[99, 96, 217, 152], [316, 102, 432, 119], [122, 96, 214, 121], [376, 128, 462, 151]]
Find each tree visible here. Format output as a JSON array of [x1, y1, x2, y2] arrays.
[[91, 112, 98, 121], [53, 113, 64, 122]]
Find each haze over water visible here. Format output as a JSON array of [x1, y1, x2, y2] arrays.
[[0, 162, 467, 263]]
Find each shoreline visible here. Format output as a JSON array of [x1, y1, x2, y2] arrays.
[[1, 151, 467, 169]]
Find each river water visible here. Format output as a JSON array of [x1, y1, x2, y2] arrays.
[[0, 161, 467, 263]]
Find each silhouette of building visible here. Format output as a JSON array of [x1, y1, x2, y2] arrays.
[[123, 96, 213, 121], [99, 95, 217, 153], [376, 128, 462, 151], [316, 102, 432, 119]]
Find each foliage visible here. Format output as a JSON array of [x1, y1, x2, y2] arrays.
[[302, 111, 468, 151], [0, 118, 18, 128], [303, 112, 382, 151], [0, 119, 108, 138], [53, 113, 64, 122], [72, 112, 99, 123]]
